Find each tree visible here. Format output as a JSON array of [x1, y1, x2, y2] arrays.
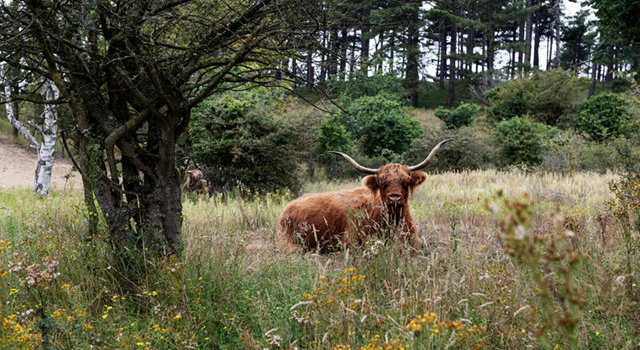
[[588, 0, 640, 45], [0, 0, 321, 260], [1, 62, 59, 195], [560, 11, 596, 72]]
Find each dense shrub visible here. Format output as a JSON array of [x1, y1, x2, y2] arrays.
[[336, 72, 406, 102], [346, 94, 422, 157], [575, 93, 630, 142], [189, 91, 302, 193], [434, 102, 480, 129], [486, 69, 579, 126], [406, 124, 496, 172], [494, 116, 559, 165], [611, 77, 632, 93], [315, 113, 358, 179]]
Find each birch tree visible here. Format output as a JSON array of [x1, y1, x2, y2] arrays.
[[33, 79, 59, 195], [1, 62, 60, 195]]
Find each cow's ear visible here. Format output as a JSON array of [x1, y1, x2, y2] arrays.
[[411, 171, 427, 188], [363, 175, 379, 192]]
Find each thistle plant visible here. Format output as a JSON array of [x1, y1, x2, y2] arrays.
[[488, 190, 585, 348], [606, 173, 640, 333]]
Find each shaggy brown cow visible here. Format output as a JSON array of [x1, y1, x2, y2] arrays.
[[183, 169, 209, 194], [275, 139, 452, 253]]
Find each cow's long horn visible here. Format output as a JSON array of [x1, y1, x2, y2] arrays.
[[407, 139, 454, 171], [328, 151, 378, 174]]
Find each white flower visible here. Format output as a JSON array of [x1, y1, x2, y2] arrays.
[[515, 225, 526, 240], [565, 230, 575, 238], [615, 276, 625, 286]]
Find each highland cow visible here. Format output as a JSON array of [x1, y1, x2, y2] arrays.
[[275, 139, 452, 253]]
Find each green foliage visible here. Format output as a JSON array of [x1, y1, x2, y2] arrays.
[[189, 90, 302, 193], [589, 0, 640, 44], [611, 77, 632, 93], [575, 93, 630, 142], [434, 102, 480, 129], [494, 116, 559, 165], [336, 72, 406, 102], [316, 113, 357, 179], [486, 70, 580, 126], [406, 123, 496, 172], [346, 94, 423, 157]]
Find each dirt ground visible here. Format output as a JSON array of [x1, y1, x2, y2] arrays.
[[0, 136, 80, 190]]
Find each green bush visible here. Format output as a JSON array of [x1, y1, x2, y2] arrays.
[[316, 113, 358, 179], [486, 69, 579, 126], [611, 77, 632, 93], [189, 91, 302, 193], [343, 94, 423, 157], [494, 116, 559, 166], [435, 102, 480, 129], [575, 93, 630, 142], [336, 72, 406, 102], [405, 124, 496, 172]]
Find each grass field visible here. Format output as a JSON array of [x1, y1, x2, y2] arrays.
[[1, 170, 638, 349]]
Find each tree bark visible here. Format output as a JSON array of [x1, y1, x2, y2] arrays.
[[588, 59, 597, 99], [518, 19, 525, 73], [439, 16, 447, 89], [448, 0, 457, 106], [487, 30, 495, 72], [320, 29, 327, 83], [291, 59, 298, 89], [554, 0, 561, 68], [1, 63, 39, 149], [467, 28, 475, 73], [339, 28, 348, 78], [533, 10, 541, 68], [547, 32, 553, 69], [605, 45, 614, 81], [34, 79, 59, 195], [327, 27, 339, 95], [524, 0, 533, 71], [361, 5, 371, 74], [405, 3, 420, 106], [306, 51, 314, 87]]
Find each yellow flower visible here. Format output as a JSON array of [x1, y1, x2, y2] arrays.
[[102, 314, 108, 319], [174, 314, 182, 320], [151, 291, 158, 296]]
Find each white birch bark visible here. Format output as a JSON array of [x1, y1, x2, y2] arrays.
[[1, 63, 40, 149], [2, 62, 60, 195], [33, 79, 59, 195]]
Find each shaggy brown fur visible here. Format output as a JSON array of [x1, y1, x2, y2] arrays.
[[183, 169, 209, 194], [276, 164, 427, 253]]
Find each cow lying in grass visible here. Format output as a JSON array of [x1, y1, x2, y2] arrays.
[[276, 139, 452, 253], [183, 169, 209, 194]]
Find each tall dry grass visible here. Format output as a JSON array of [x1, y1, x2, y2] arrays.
[[0, 170, 637, 349]]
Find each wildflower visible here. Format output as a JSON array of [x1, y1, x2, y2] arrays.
[[515, 225, 526, 240]]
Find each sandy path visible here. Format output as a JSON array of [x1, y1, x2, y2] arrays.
[[0, 137, 80, 190]]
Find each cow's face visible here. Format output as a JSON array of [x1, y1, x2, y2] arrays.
[[363, 164, 427, 211]]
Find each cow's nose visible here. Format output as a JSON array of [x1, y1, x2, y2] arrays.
[[388, 194, 402, 204]]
